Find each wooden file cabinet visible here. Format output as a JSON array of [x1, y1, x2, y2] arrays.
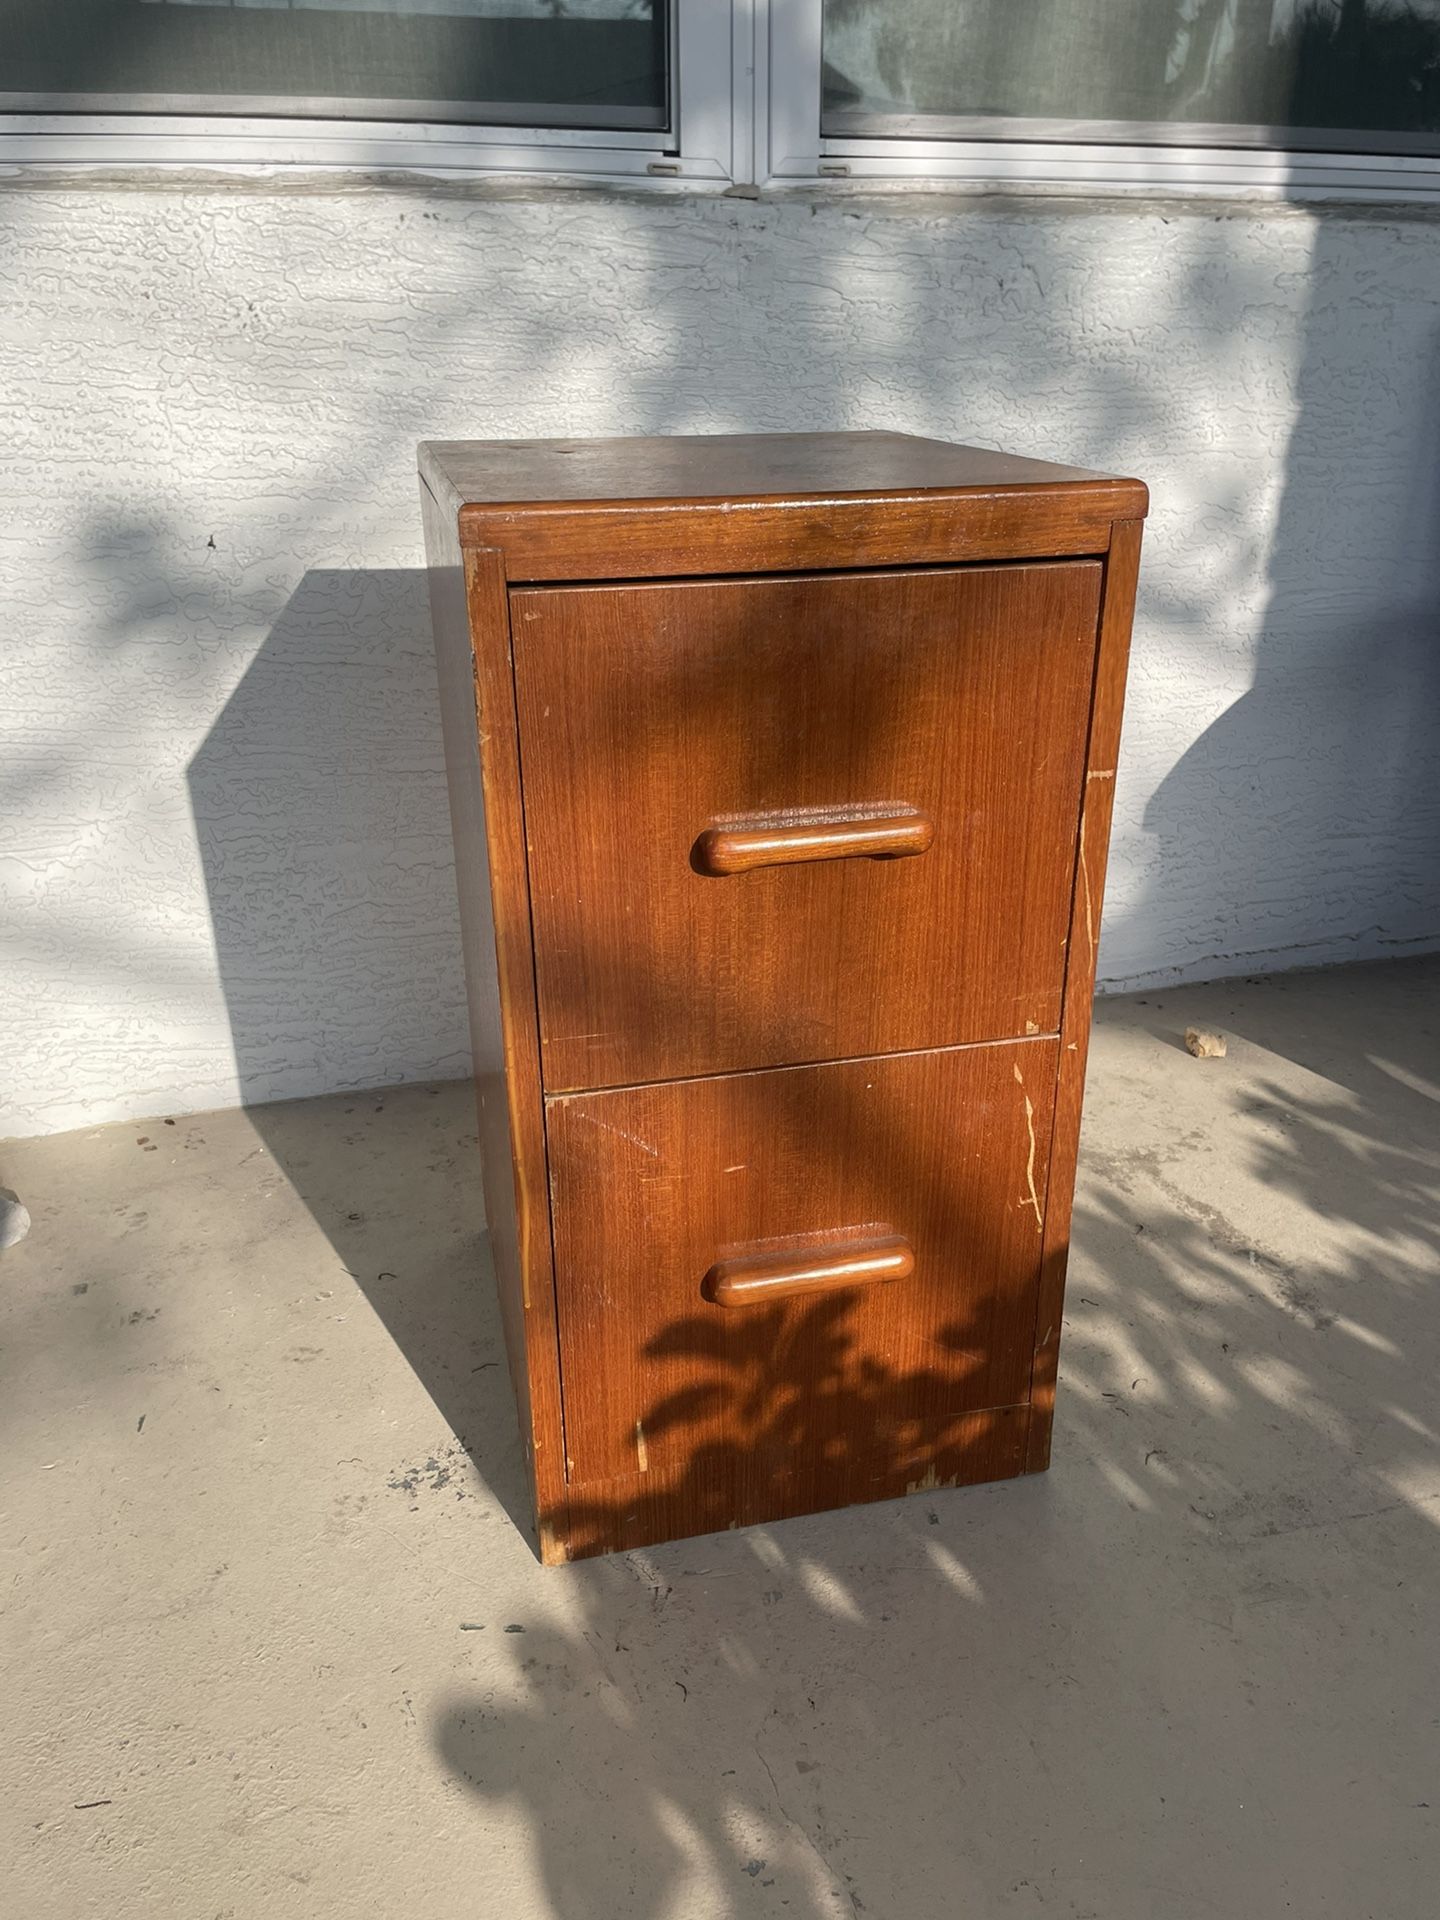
[[418, 432, 1146, 1564]]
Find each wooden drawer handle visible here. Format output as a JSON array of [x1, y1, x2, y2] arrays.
[[704, 1233, 914, 1308], [695, 810, 934, 876]]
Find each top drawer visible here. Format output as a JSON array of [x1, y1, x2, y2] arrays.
[[512, 561, 1101, 1092]]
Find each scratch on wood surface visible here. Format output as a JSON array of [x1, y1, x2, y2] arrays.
[[1080, 842, 1096, 973], [568, 1108, 659, 1159], [906, 1462, 960, 1495], [634, 1420, 649, 1473], [1087, 767, 1116, 782], [1014, 1061, 1043, 1230]]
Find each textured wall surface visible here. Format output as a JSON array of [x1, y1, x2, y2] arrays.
[[3, 182, 1439, 1138]]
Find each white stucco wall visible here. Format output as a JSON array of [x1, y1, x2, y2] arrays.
[[3, 181, 1438, 1139]]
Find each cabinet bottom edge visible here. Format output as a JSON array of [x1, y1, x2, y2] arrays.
[[535, 1399, 1041, 1564]]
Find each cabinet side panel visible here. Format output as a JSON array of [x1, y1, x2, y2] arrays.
[[1026, 518, 1145, 1473], [421, 482, 567, 1554]]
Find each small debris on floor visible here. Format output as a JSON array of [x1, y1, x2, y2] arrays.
[[1, 1188, 31, 1251], [1184, 1026, 1228, 1058]]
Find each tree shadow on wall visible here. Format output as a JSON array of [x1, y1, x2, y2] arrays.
[[1107, 12, 1440, 985], [1110, 316, 1440, 987]]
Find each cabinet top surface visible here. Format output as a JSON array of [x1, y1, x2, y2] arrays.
[[420, 430, 1145, 514], [419, 430, 1146, 577]]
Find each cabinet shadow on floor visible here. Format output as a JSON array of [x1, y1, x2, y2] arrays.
[[238, 1080, 541, 1548]]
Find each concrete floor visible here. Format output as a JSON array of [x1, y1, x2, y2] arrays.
[[3, 959, 1437, 1920]]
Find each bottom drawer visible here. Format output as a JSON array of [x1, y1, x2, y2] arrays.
[[545, 1038, 1058, 1553]]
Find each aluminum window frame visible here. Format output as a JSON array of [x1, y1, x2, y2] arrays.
[[761, 0, 1440, 203], [5, 0, 1440, 200], [0, 0, 748, 182]]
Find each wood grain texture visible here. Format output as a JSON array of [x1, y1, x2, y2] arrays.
[[545, 1039, 1058, 1498], [420, 431, 1146, 1563], [423, 430, 1144, 509], [419, 485, 568, 1556], [1025, 519, 1146, 1474], [419, 431, 1147, 582], [465, 494, 1132, 583], [513, 562, 1102, 1091], [552, 1405, 1031, 1563]]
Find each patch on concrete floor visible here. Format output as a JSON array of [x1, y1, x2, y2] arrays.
[[387, 1442, 473, 1502]]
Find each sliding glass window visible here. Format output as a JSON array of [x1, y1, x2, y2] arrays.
[[821, 0, 1440, 156], [0, 0, 670, 130]]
